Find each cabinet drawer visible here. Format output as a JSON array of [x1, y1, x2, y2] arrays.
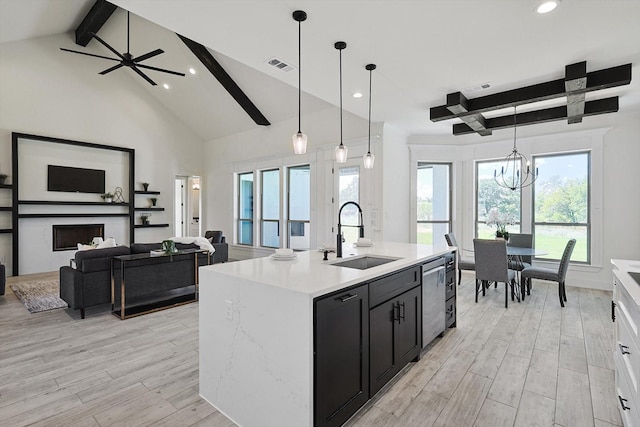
[[616, 275, 640, 338], [445, 271, 456, 300], [445, 253, 455, 272], [616, 306, 640, 400], [445, 296, 456, 328], [369, 266, 421, 308], [616, 352, 640, 427]]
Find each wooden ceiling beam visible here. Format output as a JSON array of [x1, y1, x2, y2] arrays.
[[452, 97, 619, 136], [430, 62, 631, 122], [177, 34, 270, 126], [446, 93, 492, 136], [75, 0, 117, 46]]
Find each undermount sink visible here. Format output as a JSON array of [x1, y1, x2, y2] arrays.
[[330, 255, 401, 270]]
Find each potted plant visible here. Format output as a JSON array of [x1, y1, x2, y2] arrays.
[[140, 213, 151, 225], [486, 208, 513, 240], [150, 197, 157, 207], [100, 192, 114, 203], [142, 182, 149, 191], [0, 174, 8, 185]]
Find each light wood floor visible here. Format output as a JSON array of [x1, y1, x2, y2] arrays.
[[0, 271, 619, 426]]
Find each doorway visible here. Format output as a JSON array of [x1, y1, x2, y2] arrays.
[[174, 176, 201, 237]]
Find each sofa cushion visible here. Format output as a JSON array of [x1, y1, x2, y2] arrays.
[[75, 246, 130, 273]]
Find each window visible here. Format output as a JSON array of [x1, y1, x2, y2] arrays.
[[417, 163, 451, 244], [288, 165, 310, 250], [338, 166, 360, 244], [476, 160, 521, 238], [237, 172, 254, 245], [533, 152, 590, 262], [261, 169, 280, 248]]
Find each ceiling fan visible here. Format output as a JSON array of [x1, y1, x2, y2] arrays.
[[60, 11, 185, 86]]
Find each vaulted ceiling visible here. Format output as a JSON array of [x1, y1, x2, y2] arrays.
[[2, 0, 639, 143]]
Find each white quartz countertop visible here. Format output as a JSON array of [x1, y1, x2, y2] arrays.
[[200, 241, 453, 298], [612, 258, 640, 306]]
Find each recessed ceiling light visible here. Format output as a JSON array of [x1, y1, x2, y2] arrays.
[[536, 0, 560, 14], [352, 92, 363, 99], [162, 83, 170, 90], [188, 67, 197, 75]]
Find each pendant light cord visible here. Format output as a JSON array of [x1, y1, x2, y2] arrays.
[[339, 48, 343, 146], [297, 19, 301, 133]]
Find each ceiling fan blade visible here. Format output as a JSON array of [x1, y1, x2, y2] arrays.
[[136, 63, 186, 76], [134, 49, 164, 63], [60, 47, 119, 62], [99, 63, 125, 75], [131, 66, 157, 86], [89, 32, 125, 60]]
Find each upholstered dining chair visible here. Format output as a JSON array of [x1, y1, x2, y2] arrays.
[[473, 239, 517, 308], [521, 239, 576, 308], [444, 233, 475, 283], [507, 233, 534, 270]]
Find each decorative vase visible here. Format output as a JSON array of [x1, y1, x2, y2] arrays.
[[150, 198, 157, 206], [496, 231, 509, 241], [0, 176, 6, 185], [105, 197, 113, 203], [142, 217, 150, 226], [142, 183, 149, 191]]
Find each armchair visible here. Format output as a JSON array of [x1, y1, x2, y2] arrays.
[[204, 230, 229, 263]]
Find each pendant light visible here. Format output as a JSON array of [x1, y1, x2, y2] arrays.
[[494, 106, 539, 191], [334, 41, 348, 163], [363, 64, 376, 169], [292, 10, 308, 154]]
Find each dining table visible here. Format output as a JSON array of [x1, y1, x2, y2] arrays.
[[507, 245, 548, 301]]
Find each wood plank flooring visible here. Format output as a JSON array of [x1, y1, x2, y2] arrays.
[[0, 271, 620, 426]]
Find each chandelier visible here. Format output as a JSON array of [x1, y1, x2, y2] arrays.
[[494, 106, 539, 191]]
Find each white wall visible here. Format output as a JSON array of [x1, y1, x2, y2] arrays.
[[0, 34, 204, 275], [381, 123, 410, 243]]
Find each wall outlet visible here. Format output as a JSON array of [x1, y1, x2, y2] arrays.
[[225, 299, 233, 320]]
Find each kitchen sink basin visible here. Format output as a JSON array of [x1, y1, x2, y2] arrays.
[[330, 255, 401, 270]]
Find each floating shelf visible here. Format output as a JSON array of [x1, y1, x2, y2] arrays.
[[0, 184, 12, 189], [19, 213, 130, 219], [0, 207, 11, 211], [134, 207, 164, 211], [135, 224, 170, 228], [135, 191, 160, 195], [19, 200, 130, 206], [0, 228, 12, 233]]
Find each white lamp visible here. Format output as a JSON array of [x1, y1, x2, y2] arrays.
[[335, 41, 348, 163], [363, 64, 376, 169], [292, 11, 308, 154]]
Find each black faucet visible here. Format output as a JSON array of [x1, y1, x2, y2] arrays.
[[337, 201, 364, 258]]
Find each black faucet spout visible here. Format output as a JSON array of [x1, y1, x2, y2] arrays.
[[337, 201, 365, 258]]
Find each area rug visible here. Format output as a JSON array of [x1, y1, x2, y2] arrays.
[[10, 280, 68, 313]]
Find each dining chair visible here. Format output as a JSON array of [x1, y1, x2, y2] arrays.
[[473, 239, 517, 308], [444, 233, 475, 283], [507, 233, 533, 270], [521, 239, 576, 308]]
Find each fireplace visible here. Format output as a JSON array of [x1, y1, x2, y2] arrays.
[[53, 224, 104, 251]]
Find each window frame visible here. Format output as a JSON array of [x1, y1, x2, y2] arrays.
[[416, 162, 453, 244], [260, 168, 281, 248], [287, 164, 311, 249], [237, 171, 254, 246]]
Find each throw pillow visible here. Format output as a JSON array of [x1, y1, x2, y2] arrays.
[[77, 243, 95, 251], [97, 237, 116, 249]]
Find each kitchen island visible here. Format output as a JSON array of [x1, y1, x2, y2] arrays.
[[199, 241, 453, 427]]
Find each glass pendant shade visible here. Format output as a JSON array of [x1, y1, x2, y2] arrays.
[[292, 132, 307, 154], [335, 144, 348, 163], [363, 152, 375, 169]]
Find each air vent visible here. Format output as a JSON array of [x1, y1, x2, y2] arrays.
[[461, 82, 492, 95], [266, 57, 295, 72]]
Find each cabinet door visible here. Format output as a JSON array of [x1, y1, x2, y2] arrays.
[[370, 285, 422, 396], [396, 286, 422, 367], [314, 284, 369, 427]]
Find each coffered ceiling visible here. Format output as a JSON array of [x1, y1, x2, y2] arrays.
[[2, 0, 639, 143]]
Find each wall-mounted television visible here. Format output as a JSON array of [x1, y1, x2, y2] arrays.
[[47, 165, 105, 194]]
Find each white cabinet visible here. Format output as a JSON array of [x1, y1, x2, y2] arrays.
[[612, 259, 640, 426]]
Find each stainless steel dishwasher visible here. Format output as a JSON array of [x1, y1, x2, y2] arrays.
[[422, 257, 446, 348]]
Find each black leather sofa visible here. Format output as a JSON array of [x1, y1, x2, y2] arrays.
[[59, 243, 211, 319]]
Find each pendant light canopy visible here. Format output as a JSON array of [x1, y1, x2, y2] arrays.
[[334, 41, 348, 163], [292, 10, 307, 154], [494, 106, 539, 191], [363, 63, 376, 169]]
